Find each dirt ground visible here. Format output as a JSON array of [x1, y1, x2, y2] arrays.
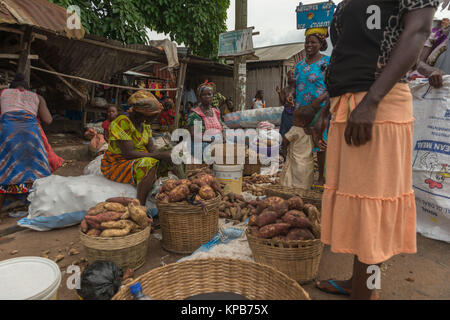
[[0, 157, 448, 300]]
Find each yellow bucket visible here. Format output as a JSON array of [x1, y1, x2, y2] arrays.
[[213, 164, 244, 195]]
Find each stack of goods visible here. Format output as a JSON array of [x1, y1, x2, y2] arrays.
[[243, 173, 280, 197], [247, 196, 321, 242], [155, 173, 223, 204], [80, 198, 152, 238], [218, 193, 252, 222]]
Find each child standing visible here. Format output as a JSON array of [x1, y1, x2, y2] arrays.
[[102, 105, 119, 142], [280, 105, 316, 189]]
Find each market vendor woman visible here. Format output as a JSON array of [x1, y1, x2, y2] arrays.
[[187, 81, 223, 162], [101, 91, 173, 205]]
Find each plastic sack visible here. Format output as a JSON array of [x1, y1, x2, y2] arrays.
[[77, 261, 123, 300], [237, 107, 284, 128], [83, 154, 104, 176], [224, 112, 241, 129], [410, 76, 450, 243]]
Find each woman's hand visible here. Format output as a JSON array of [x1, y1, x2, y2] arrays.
[[344, 95, 379, 147], [429, 69, 444, 88], [319, 140, 327, 151]]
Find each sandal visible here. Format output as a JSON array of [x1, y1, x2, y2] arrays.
[[316, 280, 351, 296]]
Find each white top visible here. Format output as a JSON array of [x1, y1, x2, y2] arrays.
[[252, 98, 265, 109]]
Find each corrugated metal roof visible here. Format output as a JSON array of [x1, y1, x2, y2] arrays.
[[249, 42, 305, 63], [0, 0, 84, 39]]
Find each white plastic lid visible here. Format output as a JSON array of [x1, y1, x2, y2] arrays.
[[213, 164, 244, 172], [0, 257, 61, 300]]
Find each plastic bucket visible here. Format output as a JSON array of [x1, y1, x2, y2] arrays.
[[213, 164, 244, 195], [0, 257, 61, 300]]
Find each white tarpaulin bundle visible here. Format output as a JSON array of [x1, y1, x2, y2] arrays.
[[410, 76, 450, 243]]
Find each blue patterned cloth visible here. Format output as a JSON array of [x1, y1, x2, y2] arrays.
[[0, 111, 51, 192], [294, 56, 330, 124]]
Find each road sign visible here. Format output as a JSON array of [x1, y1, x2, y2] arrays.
[[296, 1, 336, 29], [218, 28, 254, 57]]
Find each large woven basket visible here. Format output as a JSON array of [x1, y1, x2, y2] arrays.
[[264, 185, 323, 210], [80, 226, 150, 270], [246, 231, 323, 283], [112, 258, 310, 300], [156, 196, 221, 254]]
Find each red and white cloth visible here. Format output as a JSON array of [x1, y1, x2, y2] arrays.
[[192, 107, 222, 135]]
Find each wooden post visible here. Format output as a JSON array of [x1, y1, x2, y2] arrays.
[[17, 26, 33, 85], [234, 0, 248, 111], [174, 62, 188, 130]]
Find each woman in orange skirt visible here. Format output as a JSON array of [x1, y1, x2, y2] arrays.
[[315, 0, 440, 300]]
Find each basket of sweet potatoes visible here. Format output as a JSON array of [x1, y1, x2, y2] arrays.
[[155, 173, 223, 254], [264, 185, 322, 210], [246, 196, 323, 283], [79, 198, 152, 270]]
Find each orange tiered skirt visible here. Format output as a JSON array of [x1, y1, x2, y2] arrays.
[[321, 83, 417, 264]]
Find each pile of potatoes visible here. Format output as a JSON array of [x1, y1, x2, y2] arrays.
[[248, 196, 321, 242], [80, 198, 152, 237], [156, 173, 223, 204], [218, 193, 253, 222]]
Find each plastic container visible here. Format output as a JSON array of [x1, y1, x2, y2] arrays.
[[130, 282, 152, 300], [213, 164, 244, 195], [0, 257, 61, 300]]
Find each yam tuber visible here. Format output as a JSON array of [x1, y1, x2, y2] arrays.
[[168, 184, 190, 202], [101, 220, 132, 230], [80, 219, 88, 232], [285, 228, 315, 241], [199, 185, 215, 200], [104, 202, 127, 213], [156, 192, 170, 204], [100, 226, 132, 237], [106, 197, 135, 206], [288, 197, 304, 211], [258, 223, 291, 239], [128, 202, 149, 228], [282, 210, 312, 229], [161, 179, 181, 193], [84, 211, 124, 224], [255, 211, 278, 227], [86, 229, 101, 237]]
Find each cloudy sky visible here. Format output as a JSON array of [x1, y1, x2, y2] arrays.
[[149, 1, 449, 49]]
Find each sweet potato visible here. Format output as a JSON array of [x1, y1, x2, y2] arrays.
[[219, 211, 229, 219], [256, 202, 269, 215], [303, 205, 321, 223], [189, 183, 200, 193], [86, 229, 101, 237], [85, 211, 124, 224], [263, 197, 285, 207], [249, 215, 258, 226], [120, 208, 130, 220], [258, 223, 291, 239], [168, 184, 190, 202], [288, 197, 304, 211], [248, 226, 260, 237], [285, 228, 315, 241], [103, 202, 127, 213], [156, 192, 170, 204], [199, 185, 215, 200], [178, 179, 191, 187], [86, 205, 107, 216], [80, 219, 88, 233], [128, 202, 149, 228], [84, 217, 102, 230], [101, 220, 132, 230], [100, 226, 132, 237], [255, 210, 278, 227], [106, 197, 135, 206], [282, 210, 312, 229], [161, 179, 181, 193], [269, 201, 290, 217]]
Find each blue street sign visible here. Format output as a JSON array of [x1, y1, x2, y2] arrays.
[[296, 1, 336, 29]]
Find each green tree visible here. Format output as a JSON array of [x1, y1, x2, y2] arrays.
[[50, 0, 230, 58]]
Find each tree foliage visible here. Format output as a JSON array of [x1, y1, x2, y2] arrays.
[[50, 0, 230, 58]]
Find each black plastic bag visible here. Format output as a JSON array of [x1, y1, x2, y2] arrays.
[[77, 261, 123, 300]]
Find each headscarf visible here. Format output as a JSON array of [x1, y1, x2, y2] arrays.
[[128, 90, 163, 117], [197, 79, 216, 97], [305, 27, 329, 52], [10, 73, 29, 89]]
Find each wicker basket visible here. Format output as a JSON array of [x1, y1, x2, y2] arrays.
[[80, 226, 150, 270], [246, 231, 323, 283], [264, 185, 323, 210], [156, 196, 221, 254], [112, 258, 310, 300]]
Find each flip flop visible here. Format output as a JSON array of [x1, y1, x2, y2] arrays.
[[316, 280, 351, 296]]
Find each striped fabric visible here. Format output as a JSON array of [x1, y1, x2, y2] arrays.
[[0, 111, 51, 193], [0, 89, 39, 116], [101, 151, 135, 185]]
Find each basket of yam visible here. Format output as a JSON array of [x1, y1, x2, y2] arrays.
[[264, 185, 323, 210], [246, 196, 323, 283], [112, 258, 310, 300], [80, 198, 152, 270], [155, 173, 223, 254]]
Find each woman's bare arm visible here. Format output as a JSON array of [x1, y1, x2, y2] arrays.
[[37, 95, 53, 125], [345, 7, 436, 147], [117, 140, 171, 161]]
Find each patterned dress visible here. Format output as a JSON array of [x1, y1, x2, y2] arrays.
[[101, 115, 158, 186]]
